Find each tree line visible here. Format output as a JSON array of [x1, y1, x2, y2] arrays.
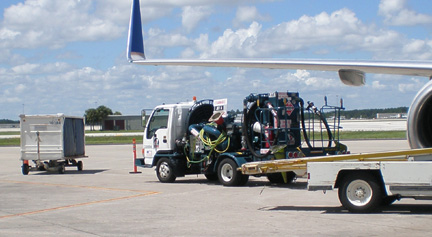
[[0, 119, 19, 124], [84, 105, 121, 130]]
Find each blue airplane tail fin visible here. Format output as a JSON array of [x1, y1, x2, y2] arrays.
[[127, 0, 145, 61]]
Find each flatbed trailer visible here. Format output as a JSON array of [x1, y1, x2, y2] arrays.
[[241, 148, 432, 212]]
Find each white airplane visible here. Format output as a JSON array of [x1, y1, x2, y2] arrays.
[[126, 0, 432, 149]]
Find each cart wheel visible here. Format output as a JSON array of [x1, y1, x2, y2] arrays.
[[58, 165, 65, 174], [22, 164, 29, 175], [77, 161, 83, 171], [338, 172, 382, 213]]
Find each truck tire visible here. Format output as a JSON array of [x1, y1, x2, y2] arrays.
[[217, 158, 249, 186], [338, 172, 382, 213], [156, 158, 176, 183]]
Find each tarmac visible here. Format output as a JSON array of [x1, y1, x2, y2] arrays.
[[1, 140, 432, 236]]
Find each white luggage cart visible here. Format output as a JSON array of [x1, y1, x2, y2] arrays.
[[20, 114, 87, 175]]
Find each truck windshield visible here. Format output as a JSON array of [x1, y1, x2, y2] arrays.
[[146, 108, 169, 139]]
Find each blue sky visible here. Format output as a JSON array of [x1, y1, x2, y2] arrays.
[[1, 0, 432, 120]]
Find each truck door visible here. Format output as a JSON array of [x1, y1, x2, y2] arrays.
[[143, 108, 170, 165]]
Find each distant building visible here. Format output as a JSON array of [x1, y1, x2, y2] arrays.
[[102, 115, 144, 131], [0, 124, 19, 129], [376, 113, 407, 119]]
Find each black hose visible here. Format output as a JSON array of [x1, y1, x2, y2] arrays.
[[300, 99, 313, 149], [300, 99, 333, 148], [316, 111, 333, 148], [242, 102, 275, 158]]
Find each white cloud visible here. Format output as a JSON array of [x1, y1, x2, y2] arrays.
[[11, 62, 74, 75], [257, 9, 376, 55], [401, 39, 432, 60], [15, 84, 26, 93], [372, 80, 386, 89], [200, 21, 261, 58], [398, 78, 424, 93], [201, 9, 368, 58], [235, 6, 259, 23], [194, 7, 432, 60], [12, 63, 40, 74], [144, 28, 193, 57], [233, 6, 269, 27], [147, 29, 190, 47], [282, 70, 341, 90], [181, 6, 212, 33], [1, 0, 124, 49], [379, 0, 432, 26], [0, 28, 20, 41], [0, 0, 271, 51]]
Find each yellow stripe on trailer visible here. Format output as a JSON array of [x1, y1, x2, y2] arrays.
[[241, 148, 432, 175]]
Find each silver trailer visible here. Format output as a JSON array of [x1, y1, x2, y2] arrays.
[[20, 114, 87, 175]]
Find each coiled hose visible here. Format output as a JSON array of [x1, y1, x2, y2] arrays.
[[186, 123, 230, 165], [242, 102, 279, 158]]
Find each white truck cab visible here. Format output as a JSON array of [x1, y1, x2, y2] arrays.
[[142, 101, 193, 166]]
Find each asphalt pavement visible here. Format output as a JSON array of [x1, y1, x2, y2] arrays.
[[1, 140, 431, 236]]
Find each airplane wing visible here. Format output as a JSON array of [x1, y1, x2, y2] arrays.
[[127, 0, 432, 86]]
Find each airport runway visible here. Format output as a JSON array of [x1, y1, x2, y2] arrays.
[[1, 140, 431, 236]]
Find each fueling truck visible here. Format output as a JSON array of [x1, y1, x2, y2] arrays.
[[136, 91, 348, 186]]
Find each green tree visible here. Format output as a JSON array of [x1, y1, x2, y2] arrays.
[[96, 105, 113, 122], [84, 105, 115, 130], [84, 108, 98, 131]]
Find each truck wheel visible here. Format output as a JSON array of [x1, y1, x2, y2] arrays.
[[217, 159, 249, 186], [156, 158, 176, 183], [338, 173, 382, 213], [22, 164, 29, 175]]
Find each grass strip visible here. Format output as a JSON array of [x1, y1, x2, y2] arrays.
[[338, 130, 406, 140], [0, 131, 406, 147], [0, 138, 20, 146], [85, 130, 142, 134], [0, 131, 20, 135], [0, 136, 143, 146], [85, 136, 143, 145]]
